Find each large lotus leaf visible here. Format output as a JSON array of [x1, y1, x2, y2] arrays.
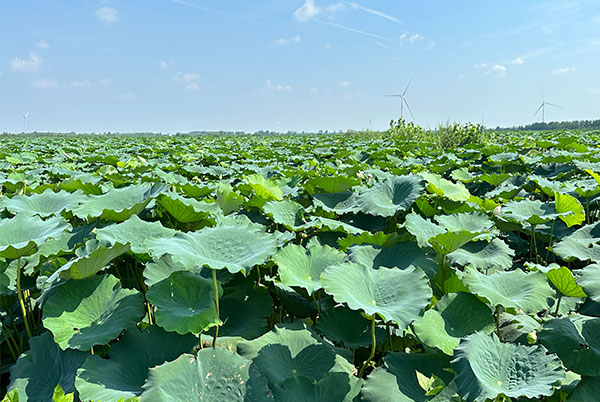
[[321, 263, 431, 330], [306, 216, 365, 235], [75, 326, 197, 401], [243, 174, 283, 201], [578, 263, 600, 302], [541, 266, 587, 297], [554, 192, 585, 227], [216, 182, 245, 215], [272, 373, 362, 402], [361, 352, 454, 402], [434, 212, 495, 234], [263, 199, 306, 231], [51, 240, 130, 281], [356, 175, 424, 217], [0, 189, 86, 217], [96, 215, 177, 255], [140, 348, 272, 402], [420, 172, 470, 201], [463, 267, 554, 313], [553, 222, 600, 262], [73, 183, 166, 222], [146, 224, 276, 274], [452, 332, 565, 402], [447, 238, 514, 271], [42, 274, 145, 350], [312, 191, 360, 214], [146, 271, 222, 335], [428, 230, 482, 255], [25, 222, 98, 267], [315, 305, 387, 349], [304, 176, 360, 194], [500, 199, 560, 226], [538, 317, 600, 376], [207, 283, 273, 339], [143, 254, 212, 287], [413, 292, 494, 355], [568, 376, 600, 402], [349, 242, 438, 279], [498, 311, 541, 343], [7, 332, 88, 402], [156, 192, 219, 223], [404, 214, 445, 248], [274, 243, 346, 295], [0, 214, 71, 259]]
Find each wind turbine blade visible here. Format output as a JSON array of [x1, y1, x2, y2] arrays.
[[545, 102, 561, 108], [533, 103, 544, 117], [402, 73, 416, 96], [404, 98, 415, 121]]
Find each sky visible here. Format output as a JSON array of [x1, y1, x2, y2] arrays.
[[1, 0, 599, 133]]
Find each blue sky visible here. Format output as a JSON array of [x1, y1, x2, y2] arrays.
[[1, 0, 599, 133]]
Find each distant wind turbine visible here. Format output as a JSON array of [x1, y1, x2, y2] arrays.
[[22, 113, 29, 131], [386, 74, 415, 121], [533, 88, 561, 123]]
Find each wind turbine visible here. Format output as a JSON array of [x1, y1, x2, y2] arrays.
[[386, 74, 415, 121], [533, 88, 561, 123], [22, 113, 29, 131]]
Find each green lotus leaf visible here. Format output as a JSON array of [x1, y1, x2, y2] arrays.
[[272, 373, 362, 402], [361, 352, 454, 402], [141, 348, 272, 402], [0, 189, 86, 217], [498, 311, 541, 343], [25, 222, 97, 267], [541, 266, 587, 298], [7, 332, 88, 402], [447, 238, 514, 271], [96, 215, 177, 255], [356, 175, 424, 217], [420, 172, 470, 201], [0, 214, 71, 259], [413, 292, 494, 355], [434, 212, 495, 234], [500, 199, 560, 226], [306, 217, 365, 235], [146, 224, 276, 274], [156, 192, 219, 223], [305, 176, 360, 194], [146, 271, 222, 335], [428, 230, 481, 255], [452, 332, 565, 402], [75, 326, 197, 401], [243, 173, 283, 201], [312, 191, 360, 214], [463, 267, 554, 313], [554, 192, 585, 227], [42, 274, 145, 350], [553, 222, 600, 262], [578, 263, 600, 302], [404, 213, 445, 248], [568, 376, 600, 402], [337, 231, 402, 250], [349, 242, 438, 279], [216, 182, 245, 215], [321, 263, 432, 330], [315, 305, 387, 349], [274, 243, 346, 295], [73, 183, 166, 222], [263, 199, 306, 231], [586, 168, 600, 185], [206, 283, 273, 339], [538, 317, 600, 376], [51, 240, 130, 280], [59, 174, 103, 195]]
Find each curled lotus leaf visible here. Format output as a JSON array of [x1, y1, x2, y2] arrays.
[[553, 222, 600, 263], [447, 238, 514, 271], [356, 175, 424, 217], [0, 214, 71, 259], [263, 199, 306, 231], [0, 189, 86, 217], [578, 263, 600, 302]]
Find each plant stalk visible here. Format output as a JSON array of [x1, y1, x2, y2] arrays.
[[554, 294, 563, 316], [495, 305, 502, 342], [16, 257, 33, 338], [358, 316, 376, 378], [212, 269, 220, 348]]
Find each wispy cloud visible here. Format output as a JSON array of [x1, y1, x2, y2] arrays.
[[483, 64, 507, 77], [117, 91, 137, 100], [319, 20, 390, 41], [510, 47, 554, 65], [173, 72, 201, 90], [265, 80, 292, 92], [159, 59, 175, 69], [99, 78, 112, 86], [35, 40, 50, 49], [343, 1, 402, 24], [294, 0, 321, 22], [274, 34, 301, 46], [308, 87, 320, 93], [511, 57, 524, 65], [399, 33, 424, 44], [95, 7, 118, 24], [70, 80, 92, 87], [170, 0, 260, 24], [552, 66, 576, 75], [32, 78, 59, 88], [337, 80, 352, 87], [11, 52, 43, 72]]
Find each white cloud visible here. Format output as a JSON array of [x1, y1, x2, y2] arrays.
[[10, 52, 43, 72], [32, 78, 58, 88], [344, 1, 401, 23], [96, 7, 118, 24], [483, 64, 507, 77], [173, 72, 201, 90], [71, 80, 92, 87], [399, 33, 425, 46], [510, 47, 554, 65], [308, 87, 320, 93], [552, 66, 576, 75], [265, 80, 292, 92], [35, 40, 50, 49], [511, 57, 524, 65], [337, 80, 352, 87], [294, 0, 321, 22], [325, 3, 345, 12], [117, 91, 137, 100], [274, 34, 301, 46], [159, 59, 174, 69], [98, 78, 112, 86]]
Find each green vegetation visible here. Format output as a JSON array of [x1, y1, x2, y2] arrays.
[[1, 130, 599, 401]]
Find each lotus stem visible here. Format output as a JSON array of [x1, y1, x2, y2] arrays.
[[358, 315, 376, 378], [554, 294, 562, 316], [532, 224, 539, 264], [495, 305, 502, 342], [16, 257, 33, 339], [545, 219, 555, 263], [212, 269, 220, 348], [386, 322, 393, 352], [1, 326, 18, 360]]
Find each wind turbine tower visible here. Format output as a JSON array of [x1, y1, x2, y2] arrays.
[[386, 74, 416, 121], [533, 89, 561, 123], [22, 113, 29, 131]]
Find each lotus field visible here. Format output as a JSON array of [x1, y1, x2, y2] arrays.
[[2, 131, 600, 402]]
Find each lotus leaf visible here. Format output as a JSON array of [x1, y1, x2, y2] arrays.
[[51, 240, 130, 280], [312, 191, 360, 214], [263, 199, 306, 231], [0, 214, 71, 259], [420, 172, 470, 201], [348, 242, 438, 278], [156, 192, 219, 223], [272, 373, 362, 402], [553, 222, 600, 262], [578, 263, 600, 302], [0, 189, 85, 217], [356, 175, 424, 217], [447, 238, 514, 271], [554, 192, 585, 227], [95, 215, 177, 255]]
